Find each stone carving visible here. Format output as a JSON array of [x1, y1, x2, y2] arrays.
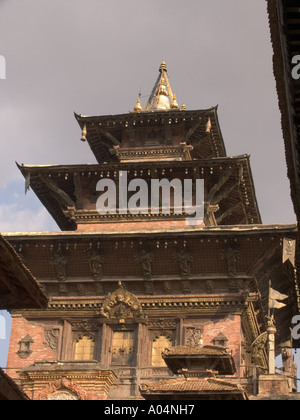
[[185, 328, 203, 346], [50, 249, 68, 281], [86, 249, 105, 279], [135, 247, 154, 279], [48, 391, 79, 400], [173, 248, 193, 278], [99, 281, 143, 322], [17, 335, 33, 359], [44, 329, 60, 353]]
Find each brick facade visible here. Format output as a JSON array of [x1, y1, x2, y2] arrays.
[[7, 315, 56, 379]]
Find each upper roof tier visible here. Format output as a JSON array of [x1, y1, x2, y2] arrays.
[[75, 62, 227, 164]]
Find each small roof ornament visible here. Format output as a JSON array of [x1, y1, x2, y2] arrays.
[[133, 94, 143, 112], [81, 124, 87, 142], [171, 94, 179, 109]]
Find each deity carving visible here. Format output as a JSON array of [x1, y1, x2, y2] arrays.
[[221, 242, 240, 276], [50, 249, 68, 281], [135, 247, 154, 280], [86, 249, 105, 279], [173, 248, 193, 278]]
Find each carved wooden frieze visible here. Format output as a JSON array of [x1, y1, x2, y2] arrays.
[[70, 320, 99, 332]]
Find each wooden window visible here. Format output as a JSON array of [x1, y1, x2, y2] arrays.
[[111, 331, 134, 366], [152, 336, 172, 367], [75, 336, 95, 361]]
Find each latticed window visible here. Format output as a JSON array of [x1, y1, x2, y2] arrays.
[[75, 336, 95, 361], [152, 336, 172, 367]]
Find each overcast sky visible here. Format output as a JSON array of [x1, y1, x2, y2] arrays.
[[0, 0, 298, 376]]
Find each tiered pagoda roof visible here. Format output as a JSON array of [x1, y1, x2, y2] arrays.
[[17, 62, 262, 231], [10, 61, 300, 349]]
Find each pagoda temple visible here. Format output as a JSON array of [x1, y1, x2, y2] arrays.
[[4, 62, 300, 400]]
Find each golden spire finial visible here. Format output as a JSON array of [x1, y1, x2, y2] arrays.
[[160, 60, 167, 72], [134, 94, 143, 112], [181, 103, 186, 111]]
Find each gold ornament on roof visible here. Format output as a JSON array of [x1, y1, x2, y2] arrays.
[[81, 124, 87, 142], [171, 94, 179, 109], [134, 95, 143, 112], [160, 60, 167, 72], [157, 78, 168, 96], [206, 117, 212, 133], [132, 61, 187, 112]]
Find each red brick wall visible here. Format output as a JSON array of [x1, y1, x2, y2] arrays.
[[6, 316, 56, 379], [202, 314, 241, 374]]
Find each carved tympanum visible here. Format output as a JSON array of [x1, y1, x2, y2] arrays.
[[99, 281, 143, 322]]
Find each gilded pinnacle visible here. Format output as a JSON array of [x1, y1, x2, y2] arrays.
[[132, 61, 186, 112]]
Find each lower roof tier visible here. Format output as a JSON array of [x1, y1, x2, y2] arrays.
[[17, 155, 261, 231]]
